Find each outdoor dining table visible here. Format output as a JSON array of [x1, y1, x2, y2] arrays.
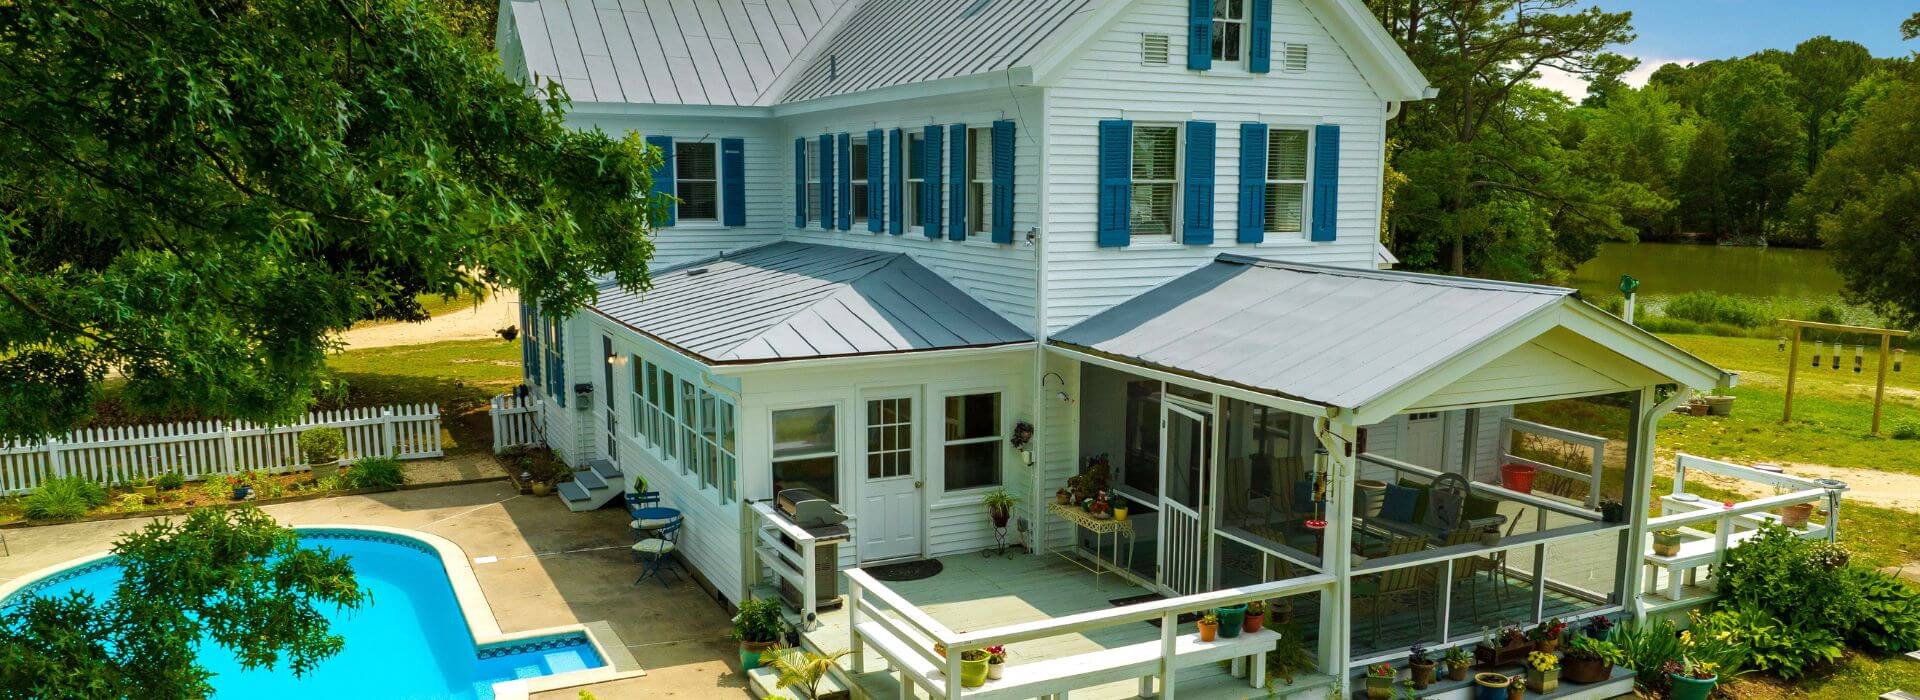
[[629, 506, 683, 538]]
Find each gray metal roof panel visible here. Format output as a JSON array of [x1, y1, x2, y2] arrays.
[[779, 0, 1095, 103], [1051, 256, 1572, 410], [592, 242, 1029, 363]]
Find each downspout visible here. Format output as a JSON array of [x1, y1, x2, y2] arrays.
[[1028, 82, 1054, 556], [1384, 100, 1402, 120]]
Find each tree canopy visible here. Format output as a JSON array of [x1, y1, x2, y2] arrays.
[[0, 508, 364, 699], [0, 0, 663, 440]]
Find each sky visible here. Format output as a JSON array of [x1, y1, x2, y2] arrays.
[[1534, 0, 1918, 101]]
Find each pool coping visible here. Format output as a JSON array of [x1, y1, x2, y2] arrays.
[[0, 524, 646, 700]]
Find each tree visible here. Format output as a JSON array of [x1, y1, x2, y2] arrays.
[[1786, 37, 1872, 175], [1798, 82, 1920, 327], [1574, 86, 1695, 237], [1699, 60, 1806, 240], [0, 0, 665, 441], [1676, 122, 1732, 238], [0, 508, 364, 699]]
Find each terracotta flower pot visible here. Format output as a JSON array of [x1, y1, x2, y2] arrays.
[[1242, 611, 1265, 634], [1526, 666, 1558, 692], [1410, 660, 1436, 689], [1781, 502, 1815, 528], [1197, 620, 1218, 642], [1561, 655, 1612, 684], [1447, 660, 1471, 681]]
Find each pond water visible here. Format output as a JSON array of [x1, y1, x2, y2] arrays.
[[1568, 242, 1846, 304]]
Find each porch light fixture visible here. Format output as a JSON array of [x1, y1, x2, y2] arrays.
[[1042, 372, 1071, 403]]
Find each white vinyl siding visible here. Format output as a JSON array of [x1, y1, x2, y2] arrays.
[[1265, 128, 1310, 235], [675, 141, 719, 222], [1130, 124, 1180, 239]]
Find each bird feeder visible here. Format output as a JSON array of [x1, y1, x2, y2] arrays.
[[1812, 341, 1823, 367], [1854, 345, 1864, 373]]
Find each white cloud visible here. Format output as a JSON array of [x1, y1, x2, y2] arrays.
[[1533, 55, 1701, 102]]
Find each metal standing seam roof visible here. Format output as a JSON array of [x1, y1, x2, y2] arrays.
[[590, 242, 1031, 364], [1050, 255, 1576, 410], [778, 0, 1096, 103]]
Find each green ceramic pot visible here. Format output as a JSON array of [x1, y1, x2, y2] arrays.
[[1216, 604, 1247, 638], [1668, 673, 1717, 700], [960, 652, 991, 687]]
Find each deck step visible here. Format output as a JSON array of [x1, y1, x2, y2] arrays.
[[587, 458, 622, 482], [573, 468, 607, 491], [748, 663, 850, 700], [558, 480, 593, 502]]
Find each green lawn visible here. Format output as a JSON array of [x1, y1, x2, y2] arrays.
[[324, 338, 523, 455]]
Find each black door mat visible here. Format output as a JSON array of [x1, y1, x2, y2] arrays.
[[865, 558, 945, 582], [1109, 593, 1201, 627]]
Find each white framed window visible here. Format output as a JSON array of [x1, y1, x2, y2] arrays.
[[1131, 124, 1180, 239], [850, 137, 871, 228], [679, 378, 699, 478], [1212, 0, 1248, 65], [942, 392, 1002, 492], [659, 368, 678, 461], [805, 139, 822, 224], [630, 356, 647, 443], [906, 132, 926, 230], [675, 141, 719, 222], [772, 405, 838, 502], [1265, 128, 1311, 235], [966, 127, 992, 237], [867, 397, 913, 479]]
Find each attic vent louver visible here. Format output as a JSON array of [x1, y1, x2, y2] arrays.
[[1141, 33, 1170, 66], [829, 54, 838, 81], [1283, 43, 1310, 73]]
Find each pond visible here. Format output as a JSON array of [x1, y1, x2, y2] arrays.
[[1568, 242, 1846, 304]]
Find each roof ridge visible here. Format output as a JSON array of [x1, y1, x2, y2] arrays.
[[1213, 254, 1574, 296], [755, 0, 869, 106]]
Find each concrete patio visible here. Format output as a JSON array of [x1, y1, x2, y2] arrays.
[[0, 480, 748, 699]]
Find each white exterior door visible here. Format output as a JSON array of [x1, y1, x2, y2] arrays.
[[1403, 412, 1445, 469], [858, 395, 922, 562], [1158, 401, 1211, 595]]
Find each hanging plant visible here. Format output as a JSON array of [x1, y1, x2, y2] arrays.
[[1009, 421, 1034, 451]]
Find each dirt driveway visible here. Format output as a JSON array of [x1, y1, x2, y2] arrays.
[[339, 288, 519, 350]]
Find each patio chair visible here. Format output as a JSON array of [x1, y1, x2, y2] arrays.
[[1453, 509, 1526, 622], [1352, 535, 1432, 644], [624, 490, 662, 516], [632, 516, 683, 588]]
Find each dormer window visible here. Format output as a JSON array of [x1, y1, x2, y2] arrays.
[[1212, 0, 1247, 64]]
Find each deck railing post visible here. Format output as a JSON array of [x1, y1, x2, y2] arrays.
[[945, 646, 963, 699], [1439, 559, 1454, 641], [1532, 508, 1548, 621], [45, 437, 64, 480], [381, 408, 397, 457], [802, 537, 818, 629], [848, 577, 866, 674], [1159, 610, 1178, 699]]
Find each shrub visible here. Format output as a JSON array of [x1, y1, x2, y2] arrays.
[[1691, 606, 1833, 679], [201, 473, 235, 501], [298, 427, 346, 466], [1892, 418, 1920, 441], [156, 471, 186, 491], [244, 470, 286, 499], [1718, 523, 1862, 632], [1662, 291, 1770, 328], [1841, 566, 1920, 653], [1808, 303, 1846, 325], [344, 457, 405, 490], [23, 477, 106, 519]]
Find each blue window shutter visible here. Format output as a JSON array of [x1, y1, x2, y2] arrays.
[[1183, 121, 1215, 245], [1248, 0, 1273, 73], [1187, 0, 1213, 70], [991, 120, 1015, 244], [923, 125, 944, 239], [1312, 124, 1340, 241], [889, 128, 905, 235], [948, 124, 967, 240], [1097, 120, 1132, 247], [721, 138, 745, 226], [646, 135, 675, 227], [793, 138, 806, 227], [818, 134, 834, 229], [837, 133, 853, 230], [867, 128, 885, 232], [1237, 123, 1266, 243]]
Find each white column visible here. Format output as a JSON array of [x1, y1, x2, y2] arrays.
[[1621, 385, 1683, 619], [1315, 415, 1357, 677]]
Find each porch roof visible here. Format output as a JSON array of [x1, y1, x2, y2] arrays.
[[590, 242, 1029, 364], [1051, 255, 1733, 422]]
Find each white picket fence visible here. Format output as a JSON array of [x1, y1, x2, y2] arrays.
[[0, 404, 444, 495], [489, 394, 544, 454]]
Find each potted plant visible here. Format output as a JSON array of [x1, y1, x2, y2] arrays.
[[1476, 625, 1529, 667], [1652, 528, 1684, 557], [1582, 614, 1613, 640], [1243, 600, 1267, 634], [1523, 651, 1558, 692], [1215, 603, 1247, 638], [1113, 500, 1129, 521], [132, 477, 158, 497], [1599, 498, 1625, 523], [1480, 523, 1502, 547], [1472, 672, 1512, 700], [1527, 618, 1566, 653], [1506, 673, 1526, 700], [1667, 657, 1718, 700], [765, 647, 851, 700], [1700, 394, 1735, 416], [1055, 488, 1071, 505], [984, 645, 1006, 680], [1196, 611, 1219, 642], [982, 489, 1018, 528], [1444, 645, 1472, 681], [1561, 635, 1620, 684], [1407, 643, 1436, 689], [1780, 501, 1815, 528], [958, 649, 990, 688], [731, 597, 785, 671], [299, 427, 347, 480], [1364, 662, 1395, 699]]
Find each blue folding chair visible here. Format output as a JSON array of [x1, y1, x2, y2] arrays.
[[632, 516, 683, 587], [624, 490, 662, 516]]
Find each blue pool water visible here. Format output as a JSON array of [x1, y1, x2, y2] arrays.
[[3, 530, 603, 699]]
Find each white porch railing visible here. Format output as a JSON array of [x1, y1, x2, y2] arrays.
[[489, 393, 544, 453], [1497, 417, 1608, 508], [750, 501, 824, 629], [0, 403, 443, 494], [1640, 453, 1848, 608], [844, 567, 1334, 699]]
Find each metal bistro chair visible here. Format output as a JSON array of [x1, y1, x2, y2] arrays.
[[626, 490, 671, 538], [632, 516, 683, 587], [1352, 535, 1431, 645]]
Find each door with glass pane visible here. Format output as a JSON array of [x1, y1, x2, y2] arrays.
[[859, 394, 921, 562], [1158, 401, 1211, 595]]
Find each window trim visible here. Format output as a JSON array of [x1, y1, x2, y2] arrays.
[[1263, 125, 1314, 237], [770, 402, 842, 503], [673, 140, 722, 225], [850, 136, 871, 230], [805, 139, 822, 226], [905, 131, 927, 233], [1130, 122, 1184, 242], [966, 127, 991, 237], [939, 390, 1005, 495], [1211, 0, 1250, 67]]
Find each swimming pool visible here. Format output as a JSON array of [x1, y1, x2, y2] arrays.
[[2, 528, 607, 699]]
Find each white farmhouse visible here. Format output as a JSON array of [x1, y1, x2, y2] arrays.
[[495, 1, 1758, 696]]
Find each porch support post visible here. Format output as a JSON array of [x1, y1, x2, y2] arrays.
[[1620, 384, 1684, 619], [1458, 407, 1480, 478], [1315, 414, 1357, 676]]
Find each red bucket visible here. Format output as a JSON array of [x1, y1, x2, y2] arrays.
[[1500, 463, 1537, 493]]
